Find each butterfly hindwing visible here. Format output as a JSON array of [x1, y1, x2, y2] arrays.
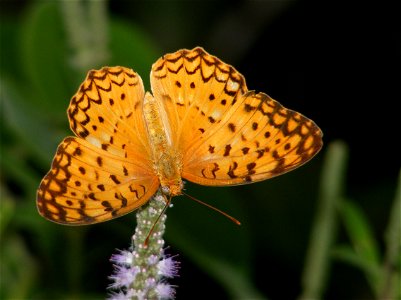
[[182, 91, 322, 185], [37, 137, 159, 224]]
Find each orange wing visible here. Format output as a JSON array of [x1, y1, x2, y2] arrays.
[[37, 137, 159, 224], [150, 47, 322, 186], [37, 67, 159, 224]]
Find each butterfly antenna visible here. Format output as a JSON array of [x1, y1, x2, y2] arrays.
[[144, 195, 172, 247], [182, 191, 241, 225]]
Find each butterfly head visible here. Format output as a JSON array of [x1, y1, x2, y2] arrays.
[[161, 180, 184, 197]]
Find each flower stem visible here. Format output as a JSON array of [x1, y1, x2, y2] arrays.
[[131, 192, 167, 298]]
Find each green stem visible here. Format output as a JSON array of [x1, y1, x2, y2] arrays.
[[379, 169, 401, 299], [59, 0, 109, 71], [66, 228, 86, 299], [299, 141, 348, 300], [88, 0, 109, 63]]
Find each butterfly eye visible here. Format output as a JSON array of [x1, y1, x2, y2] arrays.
[[161, 186, 170, 195]]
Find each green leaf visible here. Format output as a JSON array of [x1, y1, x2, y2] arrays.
[[0, 236, 37, 299], [108, 18, 160, 90], [340, 201, 381, 267], [19, 2, 77, 118], [0, 185, 15, 236], [1, 77, 66, 166], [332, 245, 381, 278], [183, 247, 265, 300], [339, 200, 382, 293], [0, 147, 40, 195], [299, 141, 348, 300], [0, 18, 24, 81]]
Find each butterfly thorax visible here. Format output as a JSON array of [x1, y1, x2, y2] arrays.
[[143, 92, 183, 196]]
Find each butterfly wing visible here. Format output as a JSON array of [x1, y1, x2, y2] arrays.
[[37, 137, 159, 224], [37, 67, 159, 224], [150, 47, 322, 186]]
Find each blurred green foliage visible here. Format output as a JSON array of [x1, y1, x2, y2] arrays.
[[1, 1, 399, 299]]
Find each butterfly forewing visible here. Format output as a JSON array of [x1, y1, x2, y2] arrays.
[[37, 67, 159, 224], [151, 47, 246, 152], [68, 66, 151, 161], [151, 47, 323, 186]]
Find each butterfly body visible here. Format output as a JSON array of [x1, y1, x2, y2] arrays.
[[143, 92, 183, 196], [37, 47, 322, 225]]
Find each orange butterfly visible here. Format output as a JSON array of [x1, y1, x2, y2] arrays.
[[37, 47, 322, 224]]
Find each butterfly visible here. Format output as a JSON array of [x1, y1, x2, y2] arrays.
[[37, 47, 323, 225]]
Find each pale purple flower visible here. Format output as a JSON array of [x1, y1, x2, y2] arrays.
[[109, 265, 139, 289], [110, 250, 133, 266], [109, 289, 136, 300], [158, 256, 180, 278], [131, 289, 146, 300], [108, 249, 179, 299], [145, 277, 157, 289], [107, 192, 179, 299], [107, 291, 126, 300], [156, 283, 176, 299], [147, 254, 159, 265]]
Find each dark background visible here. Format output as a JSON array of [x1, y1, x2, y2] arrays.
[[1, 0, 399, 299]]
